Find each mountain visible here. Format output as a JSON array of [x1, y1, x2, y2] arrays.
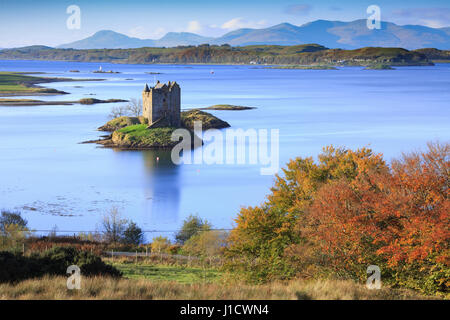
[[213, 21, 344, 47], [58, 30, 211, 49], [58, 30, 156, 49], [155, 32, 212, 47], [213, 20, 450, 49], [57, 20, 450, 50]]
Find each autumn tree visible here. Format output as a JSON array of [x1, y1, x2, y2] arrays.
[[298, 142, 449, 294], [225, 146, 387, 281]]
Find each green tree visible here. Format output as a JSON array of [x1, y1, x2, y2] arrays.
[[175, 215, 211, 244], [0, 210, 28, 231], [122, 222, 144, 245], [0, 211, 30, 252]]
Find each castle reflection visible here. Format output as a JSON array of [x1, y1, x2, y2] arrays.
[[141, 149, 181, 226]]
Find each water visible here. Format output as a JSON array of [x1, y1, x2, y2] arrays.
[[0, 60, 449, 238]]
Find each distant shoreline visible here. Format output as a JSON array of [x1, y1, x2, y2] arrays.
[[0, 45, 441, 67]]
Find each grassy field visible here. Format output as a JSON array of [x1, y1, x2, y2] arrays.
[[0, 71, 103, 96], [112, 262, 221, 284], [0, 276, 434, 300], [0, 72, 66, 95]]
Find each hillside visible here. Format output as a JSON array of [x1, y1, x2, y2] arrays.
[[413, 48, 450, 61], [56, 19, 450, 50], [0, 44, 433, 66]]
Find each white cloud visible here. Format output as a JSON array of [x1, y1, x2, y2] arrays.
[[221, 18, 268, 30], [392, 8, 450, 28], [187, 20, 202, 33]]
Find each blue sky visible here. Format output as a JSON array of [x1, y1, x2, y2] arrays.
[[0, 0, 449, 47]]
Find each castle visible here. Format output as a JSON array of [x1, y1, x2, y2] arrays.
[[142, 81, 181, 128]]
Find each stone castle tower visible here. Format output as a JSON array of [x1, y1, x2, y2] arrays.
[[142, 81, 181, 127]]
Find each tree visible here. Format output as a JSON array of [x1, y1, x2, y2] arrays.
[[175, 215, 211, 244], [109, 105, 129, 119], [126, 98, 142, 117], [0, 211, 30, 251], [101, 207, 127, 243], [183, 230, 228, 258], [151, 236, 171, 253], [109, 98, 142, 119], [225, 145, 387, 281], [0, 210, 27, 231], [122, 222, 144, 245], [298, 142, 449, 294]]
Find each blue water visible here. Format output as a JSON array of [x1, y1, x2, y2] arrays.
[[0, 60, 449, 238]]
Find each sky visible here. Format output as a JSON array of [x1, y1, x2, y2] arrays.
[[0, 0, 449, 47]]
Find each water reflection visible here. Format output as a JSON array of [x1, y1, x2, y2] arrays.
[[140, 150, 181, 227]]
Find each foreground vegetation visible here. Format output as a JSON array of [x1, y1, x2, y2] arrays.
[[111, 261, 221, 284], [1, 142, 447, 299], [225, 142, 449, 296], [0, 44, 435, 66], [0, 276, 432, 300]]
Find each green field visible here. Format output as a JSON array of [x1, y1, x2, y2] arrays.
[[112, 262, 222, 284], [0, 72, 66, 95]]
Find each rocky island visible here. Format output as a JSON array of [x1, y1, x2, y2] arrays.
[[92, 82, 230, 149]]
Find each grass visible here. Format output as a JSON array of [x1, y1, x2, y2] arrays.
[[112, 125, 178, 148], [113, 262, 221, 284], [0, 276, 434, 300], [0, 71, 102, 96], [98, 116, 148, 131], [0, 72, 64, 95], [98, 110, 229, 149]]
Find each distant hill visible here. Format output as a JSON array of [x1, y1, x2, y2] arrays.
[[58, 30, 156, 49], [56, 19, 450, 50], [0, 44, 434, 66], [58, 30, 212, 49], [155, 32, 213, 47]]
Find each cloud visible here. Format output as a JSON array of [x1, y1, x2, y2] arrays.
[[392, 8, 450, 28], [221, 18, 268, 30], [284, 4, 312, 16], [187, 20, 202, 33]]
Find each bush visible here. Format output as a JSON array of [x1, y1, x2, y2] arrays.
[[175, 215, 211, 244], [122, 222, 144, 246], [0, 247, 121, 283], [183, 230, 228, 258]]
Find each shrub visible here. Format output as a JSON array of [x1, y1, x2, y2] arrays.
[[122, 222, 144, 245], [151, 236, 171, 253], [175, 215, 211, 244], [0, 247, 121, 283], [183, 230, 228, 258]]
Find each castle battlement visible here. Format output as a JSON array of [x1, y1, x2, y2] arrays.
[[143, 81, 181, 127]]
